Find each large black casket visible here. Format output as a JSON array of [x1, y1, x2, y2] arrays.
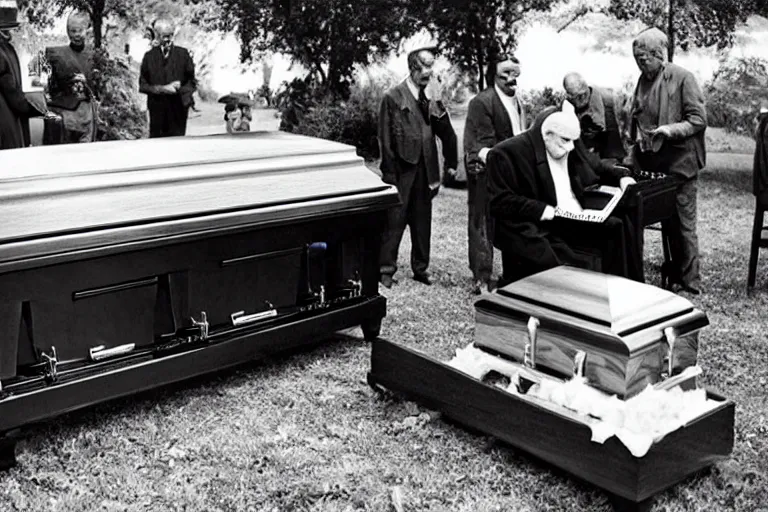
[[0, 132, 399, 468]]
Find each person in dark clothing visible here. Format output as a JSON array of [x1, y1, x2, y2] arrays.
[[45, 11, 98, 143], [139, 19, 196, 138], [487, 107, 642, 285], [562, 72, 626, 166], [629, 28, 706, 295], [463, 53, 528, 294], [0, 6, 46, 150], [378, 45, 458, 288]]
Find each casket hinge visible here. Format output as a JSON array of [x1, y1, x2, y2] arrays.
[[41, 347, 58, 383]]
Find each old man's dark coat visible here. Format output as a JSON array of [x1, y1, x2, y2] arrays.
[[487, 107, 641, 281], [0, 40, 44, 149]]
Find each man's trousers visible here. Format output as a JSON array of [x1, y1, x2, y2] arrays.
[[380, 162, 432, 278], [148, 99, 189, 138], [662, 178, 700, 289], [467, 170, 494, 283]]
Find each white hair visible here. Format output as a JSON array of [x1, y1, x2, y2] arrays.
[[541, 110, 581, 140]]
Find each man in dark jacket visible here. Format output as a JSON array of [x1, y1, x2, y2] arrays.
[[139, 18, 196, 138], [630, 28, 707, 295], [378, 45, 458, 288], [487, 107, 640, 285], [0, 7, 46, 150], [463, 53, 528, 294], [45, 11, 98, 143], [563, 72, 626, 166]]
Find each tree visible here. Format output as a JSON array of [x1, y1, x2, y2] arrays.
[[218, 0, 419, 97], [412, 0, 560, 91], [607, 0, 759, 62], [19, 0, 138, 48]]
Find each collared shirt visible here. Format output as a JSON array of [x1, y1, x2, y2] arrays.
[[405, 76, 442, 189], [495, 84, 524, 135], [406, 76, 427, 101], [546, 152, 583, 214]]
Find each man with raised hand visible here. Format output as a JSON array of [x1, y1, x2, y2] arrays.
[[377, 44, 457, 288]]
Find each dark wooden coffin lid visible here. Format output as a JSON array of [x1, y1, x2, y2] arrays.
[[477, 266, 707, 339], [0, 132, 399, 271]]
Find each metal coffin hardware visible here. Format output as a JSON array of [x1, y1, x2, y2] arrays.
[[89, 344, 136, 362], [231, 303, 278, 326], [0, 131, 399, 470]]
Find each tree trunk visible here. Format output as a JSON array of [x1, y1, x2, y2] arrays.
[[477, 42, 485, 91], [667, 0, 675, 62], [92, 14, 103, 49]]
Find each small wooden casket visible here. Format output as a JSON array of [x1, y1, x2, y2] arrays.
[[0, 132, 399, 468], [474, 266, 709, 399]]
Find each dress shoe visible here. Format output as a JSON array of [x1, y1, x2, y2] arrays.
[[413, 273, 433, 285], [671, 282, 701, 296], [380, 274, 397, 289]]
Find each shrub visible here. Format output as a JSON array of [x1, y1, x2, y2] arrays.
[[285, 79, 387, 160], [274, 70, 394, 160], [705, 56, 768, 136], [520, 86, 566, 120], [274, 66, 470, 160], [433, 65, 473, 114], [92, 50, 148, 141]]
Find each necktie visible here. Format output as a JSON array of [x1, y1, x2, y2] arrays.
[[417, 87, 430, 122]]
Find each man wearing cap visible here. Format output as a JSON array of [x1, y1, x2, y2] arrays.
[[629, 27, 706, 295], [44, 11, 99, 144], [463, 53, 528, 294], [378, 45, 458, 288], [139, 18, 196, 138], [487, 107, 640, 284], [0, 0, 47, 149], [562, 72, 626, 166]]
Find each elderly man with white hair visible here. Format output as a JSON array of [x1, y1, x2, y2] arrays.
[[139, 18, 196, 138], [487, 106, 640, 286], [629, 27, 707, 296]]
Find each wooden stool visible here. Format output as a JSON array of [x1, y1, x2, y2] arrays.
[[747, 200, 768, 289]]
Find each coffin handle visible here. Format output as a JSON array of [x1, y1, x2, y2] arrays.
[[662, 326, 677, 379], [191, 312, 209, 342], [573, 350, 587, 379], [231, 302, 277, 326], [525, 316, 540, 369]]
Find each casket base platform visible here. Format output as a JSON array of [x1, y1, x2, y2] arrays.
[[0, 131, 399, 468], [367, 339, 735, 512]]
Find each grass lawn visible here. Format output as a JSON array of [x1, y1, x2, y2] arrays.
[[1, 119, 767, 511]]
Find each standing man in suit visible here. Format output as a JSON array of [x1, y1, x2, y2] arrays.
[[139, 18, 196, 138], [45, 11, 98, 144], [378, 45, 458, 288], [463, 53, 528, 294], [629, 28, 707, 295], [0, 0, 46, 150], [562, 72, 626, 166]]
